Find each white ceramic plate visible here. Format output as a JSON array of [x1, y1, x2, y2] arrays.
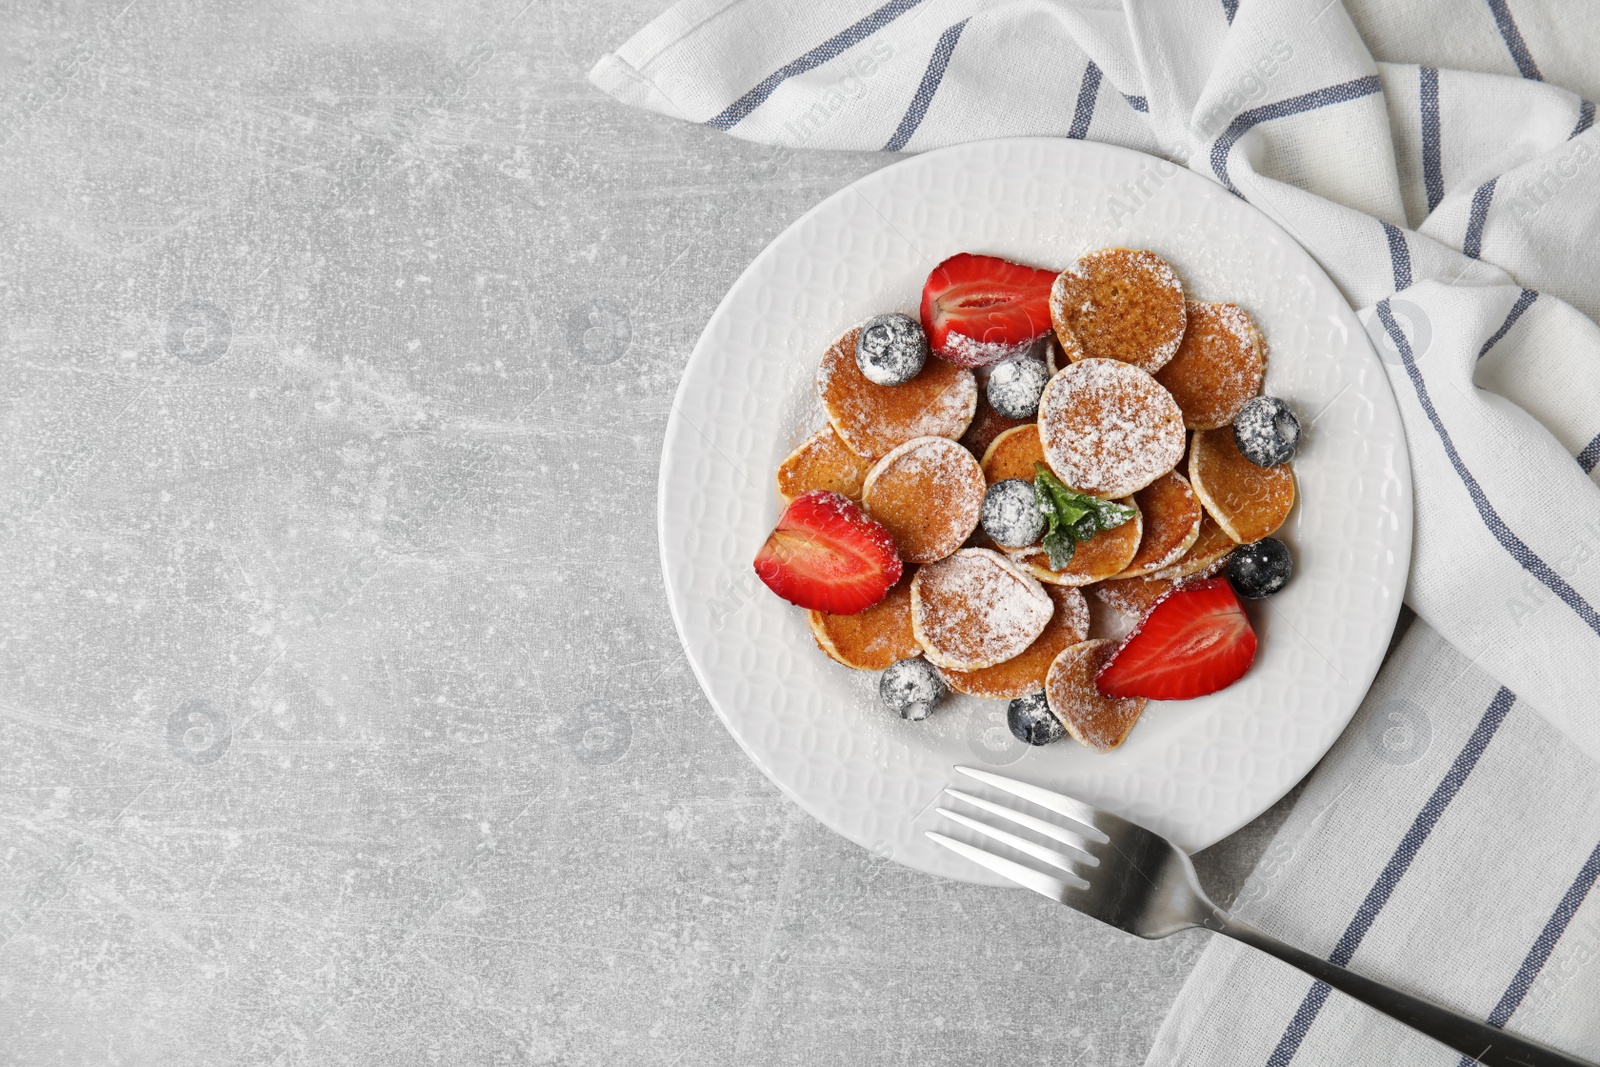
[[659, 138, 1411, 884]]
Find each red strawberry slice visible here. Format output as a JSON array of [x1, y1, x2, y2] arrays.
[[754, 490, 903, 614], [920, 253, 1059, 368], [1095, 578, 1257, 700]]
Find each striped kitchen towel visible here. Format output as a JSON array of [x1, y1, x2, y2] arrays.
[[1146, 617, 1600, 1064], [591, 0, 1600, 1061]]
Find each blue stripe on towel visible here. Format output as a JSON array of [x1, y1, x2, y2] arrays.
[[1222, 0, 1238, 24], [883, 18, 969, 151], [707, 0, 925, 130], [1421, 67, 1443, 213], [1464, 178, 1497, 259], [1477, 288, 1537, 359], [1486, 0, 1543, 81], [1578, 433, 1600, 475], [1573, 100, 1596, 139], [1210, 76, 1383, 197], [1381, 222, 1412, 290], [1265, 689, 1517, 1066], [1452, 840, 1600, 1065], [1124, 94, 1148, 113], [1068, 61, 1102, 139], [1380, 295, 1600, 637]]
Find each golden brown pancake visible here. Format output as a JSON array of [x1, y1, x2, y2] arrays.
[[1046, 639, 1148, 752], [862, 436, 985, 564], [1050, 248, 1187, 373], [1155, 302, 1266, 431], [942, 584, 1090, 699], [911, 549, 1053, 671], [1189, 426, 1296, 543], [980, 424, 1047, 485], [1113, 470, 1201, 578], [1090, 575, 1174, 618], [777, 426, 873, 502], [818, 326, 977, 461], [808, 572, 919, 670], [1037, 358, 1186, 499], [1152, 512, 1236, 580]]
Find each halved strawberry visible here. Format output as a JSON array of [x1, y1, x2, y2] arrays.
[[1095, 578, 1257, 700], [920, 253, 1058, 368], [754, 490, 903, 614]]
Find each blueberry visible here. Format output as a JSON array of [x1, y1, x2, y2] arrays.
[[987, 355, 1050, 419], [856, 313, 928, 386], [880, 657, 945, 720], [1007, 691, 1065, 746], [1227, 537, 1292, 598], [1233, 396, 1301, 467], [981, 479, 1046, 548]]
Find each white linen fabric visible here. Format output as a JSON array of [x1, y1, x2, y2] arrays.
[[1147, 619, 1600, 1064], [592, 1, 1600, 1061]]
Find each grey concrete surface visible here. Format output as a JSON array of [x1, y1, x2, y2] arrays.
[[0, 3, 1302, 1063]]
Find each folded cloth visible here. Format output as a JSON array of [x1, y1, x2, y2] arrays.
[[592, 0, 1600, 1060]]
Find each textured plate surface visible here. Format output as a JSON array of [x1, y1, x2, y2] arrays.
[[658, 138, 1411, 884]]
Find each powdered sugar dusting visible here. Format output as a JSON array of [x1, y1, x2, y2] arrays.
[[1154, 302, 1266, 431], [911, 549, 1052, 670], [1045, 638, 1146, 752], [941, 331, 1032, 368], [862, 436, 985, 564], [1038, 358, 1185, 498], [1091, 576, 1174, 618], [1050, 249, 1186, 371], [818, 326, 978, 460]]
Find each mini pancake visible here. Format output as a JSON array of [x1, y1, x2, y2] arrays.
[[911, 549, 1053, 671], [1152, 512, 1236, 580], [1155, 302, 1267, 430], [1090, 576, 1174, 618], [818, 326, 977, 461], [960, 390, 1030, 461], [1112, 470, 1201, 578], [808, 572, 919, 670], [1050, 248, 1187, 373], [1188, 426, 1296, 543], [942, 585, 1090, 699], [1045, 639, 1148, 752], [980, 423, 1047, 485], [777, 426, 873, 502], [1037, 358, 1186, 499], [863, 436, 985, 564]]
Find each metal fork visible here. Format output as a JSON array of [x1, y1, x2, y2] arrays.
[[929, 767, 1593, 1067]]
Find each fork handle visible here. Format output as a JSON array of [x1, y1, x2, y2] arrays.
[[1212, 915, 1593, 1067]]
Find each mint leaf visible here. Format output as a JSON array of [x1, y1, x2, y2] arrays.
[[1088, 496, 1136, 533], [1033, 464, 1137, 570], [1041, 526, 1077, 570]]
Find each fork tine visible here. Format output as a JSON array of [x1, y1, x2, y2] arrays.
[[954, 767, 1113, 842], [925, 831, 1077, 901], [936, 808, 1092, 887], [943, 788, 1100, 866]]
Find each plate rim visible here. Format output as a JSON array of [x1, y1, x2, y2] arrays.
[[657, 135, 1413, 871]]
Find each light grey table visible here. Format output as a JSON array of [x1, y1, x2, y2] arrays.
[[0, 3, 1342, 1062]]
